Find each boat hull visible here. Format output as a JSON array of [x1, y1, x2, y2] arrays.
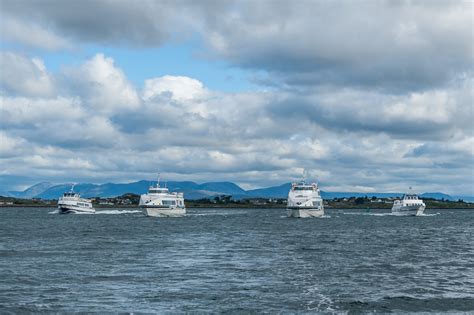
[[58, 206, 95, 214], [287, 208, 324, 218], [144, 207, 186, 217], [391, 205, 425, 216]]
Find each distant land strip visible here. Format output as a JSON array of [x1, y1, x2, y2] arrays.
[[1, 194, 473, 209]]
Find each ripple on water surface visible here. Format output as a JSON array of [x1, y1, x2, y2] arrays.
[[0, 207, 473, 312]]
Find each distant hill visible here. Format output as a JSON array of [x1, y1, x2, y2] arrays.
[[8, 182, 55, 199], [420, 192, 453, 200], [5, 180, 247, 200], [3, 180, 472, 202], [245, 183, 292, 198]]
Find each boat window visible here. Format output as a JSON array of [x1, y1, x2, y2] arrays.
[[294, 187, 313, 191], [150, 189, 166, 193], [162, 200, 176, 206]]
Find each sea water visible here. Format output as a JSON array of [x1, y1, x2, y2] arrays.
[[0, 207, 473, 313]]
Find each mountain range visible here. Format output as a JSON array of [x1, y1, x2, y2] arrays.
[[3, 181, 473, 202]]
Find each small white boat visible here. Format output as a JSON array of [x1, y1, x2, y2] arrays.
[[392, 190, 426, 216], [287, 176, 324, 218], [57, 185, 95, 214], [139, 176, 186, 217]]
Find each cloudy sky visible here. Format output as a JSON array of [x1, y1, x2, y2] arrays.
[[0, 0, 473, 194]]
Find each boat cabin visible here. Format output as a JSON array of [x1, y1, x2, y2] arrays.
[[292, 182, 317, 191], [403, 194, 420, 200], [62, 192, 79, 198]]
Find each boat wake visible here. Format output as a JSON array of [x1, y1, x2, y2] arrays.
[[416, 213, 440, 217], [49, 209, 142, 215], [95, 210, 143, 215], [343, 212, 397, 216], [343, 212, 440, 217], [280, 214, 331, 218], [189, 211, 247, 217]]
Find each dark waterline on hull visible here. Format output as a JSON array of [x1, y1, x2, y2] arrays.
[[0, 207, 473, 313]]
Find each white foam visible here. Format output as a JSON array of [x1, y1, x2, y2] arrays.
[[343, 212, 393, 216], [417, 213, 440, 217], [95, 210, 143, 215], [304, 285, 336, 312], [48, 209, 59, 214], [188, 211, 247, 217], [343, 211, 440, 217]]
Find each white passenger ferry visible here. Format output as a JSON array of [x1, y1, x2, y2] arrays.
[[57, 185, 95, 214], [139, 176, 186, 217], [392, 190, 426, 216], [287, 177, 324, 218]]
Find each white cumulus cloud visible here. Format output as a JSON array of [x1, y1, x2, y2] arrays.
[[0, 52, 55, 97], [64, 53, 140, 114]]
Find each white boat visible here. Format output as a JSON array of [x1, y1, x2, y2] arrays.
[[57, 185, 95, 214], [287, 178, 324, 218], [139, 176, 186, 217], [392, 191, 426, 216]]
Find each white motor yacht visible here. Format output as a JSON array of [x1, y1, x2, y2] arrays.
[[139, 176, 186, 217], [392, 191, 426, 216], [57, 185, 95, 214], [287, 177, 324, 218]]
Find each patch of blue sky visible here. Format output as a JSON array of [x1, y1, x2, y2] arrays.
[[2, 38, 261, 93], [92, 43, 259, 93]]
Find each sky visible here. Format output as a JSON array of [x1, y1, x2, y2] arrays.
[[0, 0, 473, 195]]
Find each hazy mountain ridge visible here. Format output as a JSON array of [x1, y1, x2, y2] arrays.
[[7, 182, 56, 199], [5, 181, 473, 202]]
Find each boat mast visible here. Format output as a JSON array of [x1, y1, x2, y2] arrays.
[[302, 169, 307, 184]]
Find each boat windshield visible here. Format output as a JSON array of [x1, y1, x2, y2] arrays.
[[162, 200, 176, 206], [293, 187, 314, 191], [63, 193, 78, 197], [149, 188, 168, 193]]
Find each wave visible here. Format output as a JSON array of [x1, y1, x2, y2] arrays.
[[343, 212, 393, 216], [278, 215, 331, 218], [339, 296, 474, 313], [342, 212, 401, 217], [343, 211, 440, 217], [95, 210, 143, 215], [304, 285, 336, 312], [188, 211, 248, 217]]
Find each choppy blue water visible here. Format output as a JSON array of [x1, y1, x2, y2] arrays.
[[0, 207, 473, 313]]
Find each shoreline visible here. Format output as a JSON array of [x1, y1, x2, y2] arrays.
[[1, 204, 473, 210]]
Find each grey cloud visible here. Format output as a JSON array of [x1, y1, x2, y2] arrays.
[[266, 81, 473, 141], [2, 1, 471, 92], [1, 0, 171, 46], [406, 142, 473, 168], [1, 51, 473, 195], [1, 0, 229, 48], [200, 1, 473, 92], [0, 52, 55, 97]]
